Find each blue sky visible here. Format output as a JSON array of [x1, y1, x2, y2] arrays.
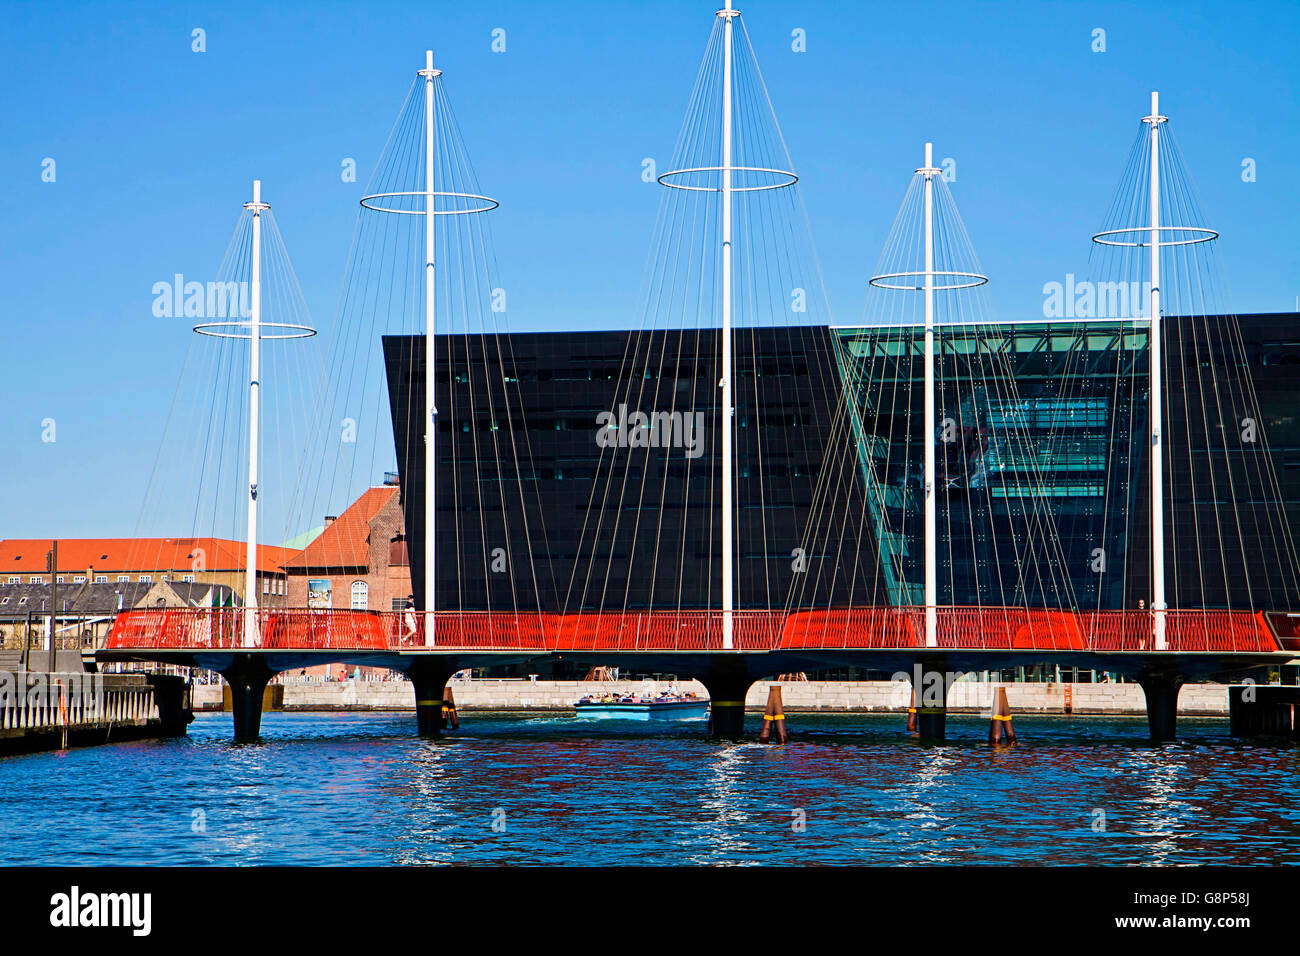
[[1, 0, 1297, 538]]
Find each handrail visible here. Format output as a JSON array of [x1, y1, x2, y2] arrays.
[[103, 606, 1283, 654]]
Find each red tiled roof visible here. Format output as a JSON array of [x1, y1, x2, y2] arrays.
[[281, 486, 399, 571], [0, 537, 298, 575]]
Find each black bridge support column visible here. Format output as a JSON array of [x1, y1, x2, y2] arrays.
[[408, 660, 457, 738], [700, 660, 752, 740], [1139, 674, 1182, 742], [145, 674, 194, 736], [221, 655, 275, 743], [913, 658, 949, 741]]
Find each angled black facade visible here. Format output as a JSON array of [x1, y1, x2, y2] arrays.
[[384, 326, 872, 613]]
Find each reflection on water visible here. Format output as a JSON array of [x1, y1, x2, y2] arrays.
[[0, 712, 1296, 865], [694, 744, 755, 864], [1130, 748, 1185, 865]]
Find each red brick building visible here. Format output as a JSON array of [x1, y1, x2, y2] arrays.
[[282, 485, 412, 614], [280, 484, 411, 680]]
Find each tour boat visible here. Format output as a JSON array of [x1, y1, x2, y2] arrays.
[[574, 694, 710, 721]]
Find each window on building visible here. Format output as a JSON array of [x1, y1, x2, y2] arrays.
[[350, 581, 369, 610], [182, 574, 194, 583], [73, 576, 86, 583], [263, 578, 270, 594], [56, 576, 65, 584], [18, 597, 26, 605], [1, 597, 8, 605], [6, 577, 18, 584], [139, 575, 151, 583], [95, 576, 108, 583], [117, 575, 130, 583], [391, 598, 407, 611], [30, 576, 43, 584]]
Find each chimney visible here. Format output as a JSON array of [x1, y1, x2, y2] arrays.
[[324, 516, 337, 527]]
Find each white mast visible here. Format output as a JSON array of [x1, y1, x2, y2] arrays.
[[244, 179, 268, 648], [1145, 91, 1167, 650], [358, 52, 496, 647], [921, 143, 939, 649], [193, 182, 313, 649], [655, 5, 798, 648], [870, 147, 986, 642], [1093, 93, 1218, 648], [421, 50, 441, 646], [719, 3, 736, 650]]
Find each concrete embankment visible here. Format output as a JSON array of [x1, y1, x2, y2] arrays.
[[192, 678, 1231, 716], [0, 672, 192, 757]]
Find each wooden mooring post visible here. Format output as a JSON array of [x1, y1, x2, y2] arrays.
[[989, 685, 1016, 744], [758, 685, 786, 744]]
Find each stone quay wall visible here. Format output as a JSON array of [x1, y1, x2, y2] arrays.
[[191, 678, 1231, 716]]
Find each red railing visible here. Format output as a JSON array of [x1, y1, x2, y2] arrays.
[[1083, 610, 1276, 653], [382, 610, 550, 650], [104, 606, 1284, 654], [782, 607, 916, 649], [107, 608, 390, 651], [552, 610, 783, 652], [931, 607, 1085, 650], [262, 609, 390, 650], [780, 606, 1086, 650]]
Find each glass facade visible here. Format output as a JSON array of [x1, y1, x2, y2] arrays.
[[832, 321, 1147, 612], [833, 315, 1300, 613]]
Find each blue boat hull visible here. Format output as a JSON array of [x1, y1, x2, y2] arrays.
[[574, 699, 710, 721]]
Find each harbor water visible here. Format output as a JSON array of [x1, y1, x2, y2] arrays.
[[0, 712, 1296, 866]]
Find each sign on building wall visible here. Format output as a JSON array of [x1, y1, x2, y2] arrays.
[[307, 579, 332, 609]]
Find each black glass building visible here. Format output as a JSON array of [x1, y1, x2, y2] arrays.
[[384, 312, 1300, 619]]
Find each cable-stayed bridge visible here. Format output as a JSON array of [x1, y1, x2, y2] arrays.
[[102, 6, 1300, 744]]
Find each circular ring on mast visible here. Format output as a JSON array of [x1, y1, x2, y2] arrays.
[[193, 321, 318, 340], [1091, 225, 1218, 247], [869, 270, 989, 292], [657, 165, 798, 192], [359, 190, 500, 215]]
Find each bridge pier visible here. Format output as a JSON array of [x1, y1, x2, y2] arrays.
[[699, 662, 751, 740], [1229, 683, 1300, 739], [147, 674, 195, 736], [1138, 674, 1182, 741], [913, 660, 949, 741], [408, 660, 458, 738], [221, 655, 275, 743]]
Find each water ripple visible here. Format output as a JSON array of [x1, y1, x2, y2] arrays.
[[0, 712, 1296, 865]]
